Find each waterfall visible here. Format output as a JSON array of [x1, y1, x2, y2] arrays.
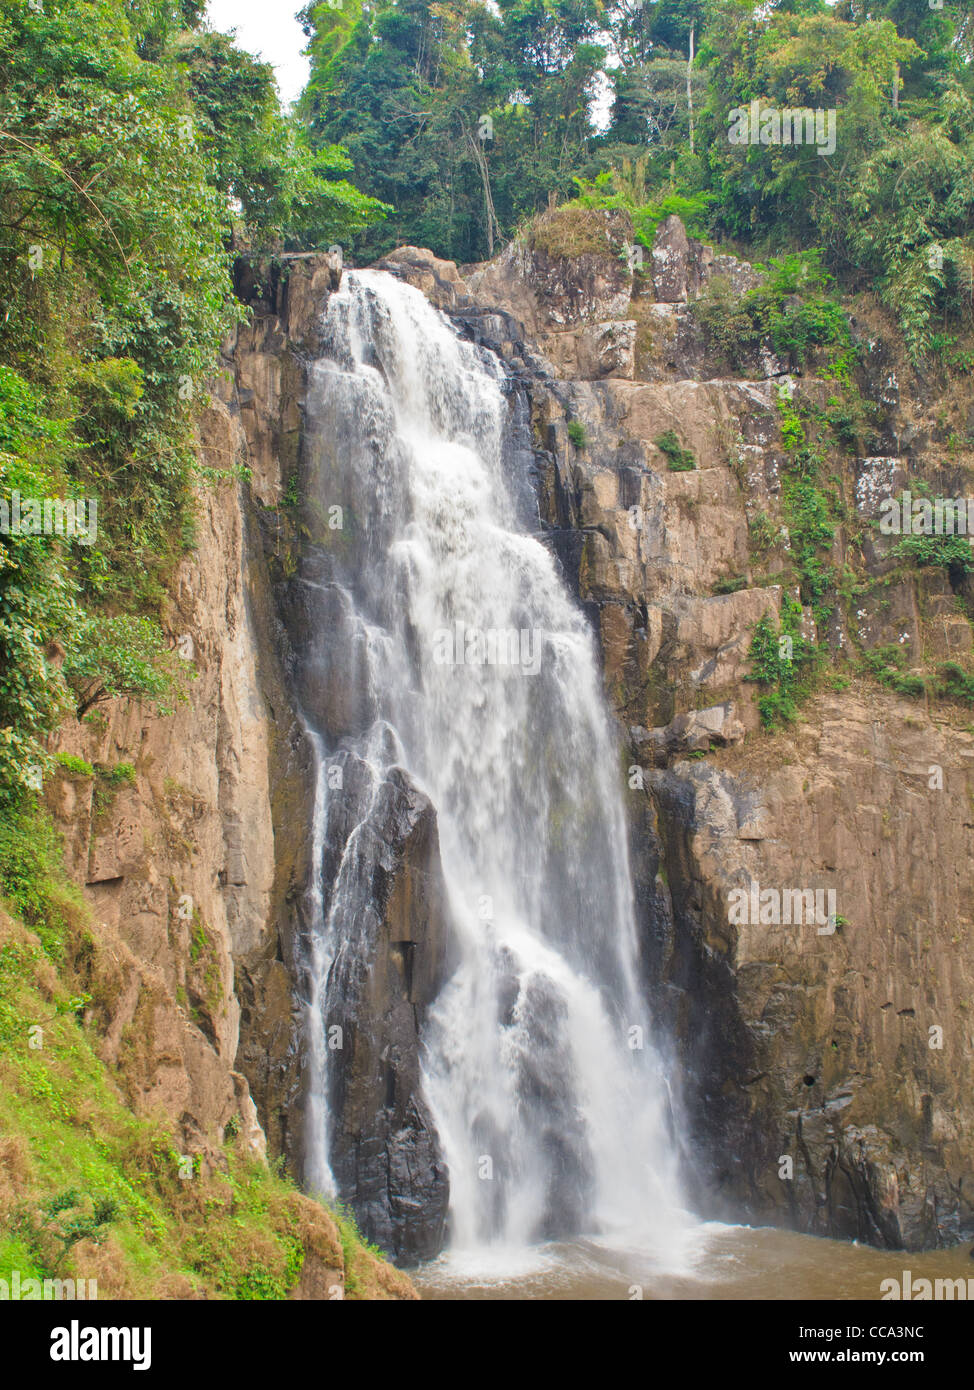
[[299, 269, 687, 1259]]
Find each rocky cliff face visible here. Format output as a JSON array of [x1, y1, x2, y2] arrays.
[[221, 252, 451, 1261], [42, 248, 417, 1295], [48, 419, 284, 1172], [375, 217, 974, 1252], [59, 217, 973, 1270], [650, 698, 974, 1249]]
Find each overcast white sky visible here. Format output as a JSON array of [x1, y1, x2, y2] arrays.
[[203, 0, 842, 109], [206, 2, 619, 125], [205, 1, 311, 106]]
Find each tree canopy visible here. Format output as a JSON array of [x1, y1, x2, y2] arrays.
[[0, 0, 386, 798], [297, 0, 974, 358], [1, 0, 973, 797]]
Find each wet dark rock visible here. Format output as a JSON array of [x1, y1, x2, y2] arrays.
[[322, 768, 453, 1261]]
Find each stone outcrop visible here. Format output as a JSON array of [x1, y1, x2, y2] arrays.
[[391, 210, 974, 1251], [374, 245, 473, 314], [61, 208, 972, 1269], [324, 766, 450, 1260], [47, 416, 287, 1173], [227, 255, 455, 1260], [648, 693, 974, 1249], [42, 253, 416, 1294]]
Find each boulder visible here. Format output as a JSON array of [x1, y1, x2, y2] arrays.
[[652, 214, 692, 303]]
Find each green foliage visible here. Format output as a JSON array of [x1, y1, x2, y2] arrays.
[[825, 132, 974, 363], [783, 475, 835, 611], [690, 274, 758, 370], [761, 255, 853, 370], [99, 761, 137, 787], [0, 373, 188, 793], [634, 192, 716, 245], [299, 0, 609, 261], [824, 391, 871, 453], [90, 760, 137, 821], [55, 754, 95, 779], [768, 391, 842, 631], [779, 411, 806, 453], [858, 644, 926, 699], [63, 615, 189, 720], [892, 533, 974, 579], [703, 7, 920, 233], [0, 0, 217, 788], [0, 807, 401, 1299], [693, 252, 852, 374], [27, 1188, 119, 1274], [567, 420, 589, 449], [771, 297, 851, 369], [655, 429, 696, 471], [0, 807, 86, 963], [698, 3, 972, 362], [282, 473, 301, 510], [929, 333, 974, 377], [176, 29, 388, 248], [932, 661, 974, 705], [189, 914, 208, 964], [0, 370, 77, 797], [746, 598, 819, 729], [0, 0, 387, 803], [294, 0, 973, 364], [331, 1202, 389, 1298], [568, 159, 717, 248], [748, 511, 777, 555]]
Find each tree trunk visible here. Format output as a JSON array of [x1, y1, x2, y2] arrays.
[[466, 128, 499, 259], [687, 25, 695, 155]]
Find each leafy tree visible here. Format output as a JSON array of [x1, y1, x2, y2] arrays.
[[176, 29, 387, 248], [298, 0, 608, 261], [35, 1189, 118, 1274], [62, 614, 189, 719], [0, 0, 387, 803]]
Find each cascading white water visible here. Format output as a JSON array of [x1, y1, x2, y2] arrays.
[[303, 269, 688, 1258]]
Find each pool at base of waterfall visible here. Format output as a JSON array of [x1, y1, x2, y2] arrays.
[[410, 1225, 974, 1300]]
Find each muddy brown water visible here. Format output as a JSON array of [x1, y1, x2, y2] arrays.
[[411, 1223, 974, 1301]]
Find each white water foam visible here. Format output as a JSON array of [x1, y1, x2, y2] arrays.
[[303, 269, 693, 1263]]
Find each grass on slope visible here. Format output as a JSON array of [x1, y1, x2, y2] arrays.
[[0, 804, 409, 1300]]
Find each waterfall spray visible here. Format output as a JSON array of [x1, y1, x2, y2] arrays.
[[302, 270, 688, 1259]]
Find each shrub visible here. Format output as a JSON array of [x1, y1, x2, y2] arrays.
[[749, 511, 778, 555], [567, 420, 589, 449], [747, 599, 819, 729], [55, 754, 94, 779], [932, 661, 974, 704], [693, 251, 852, 374], [63, 615, 189, 720], [859, 645, 926, 699], [0, 807, 86, 962], [893, 534, 974, 581], [713, 575, 747, 595], [655, 429, 696, 471]]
